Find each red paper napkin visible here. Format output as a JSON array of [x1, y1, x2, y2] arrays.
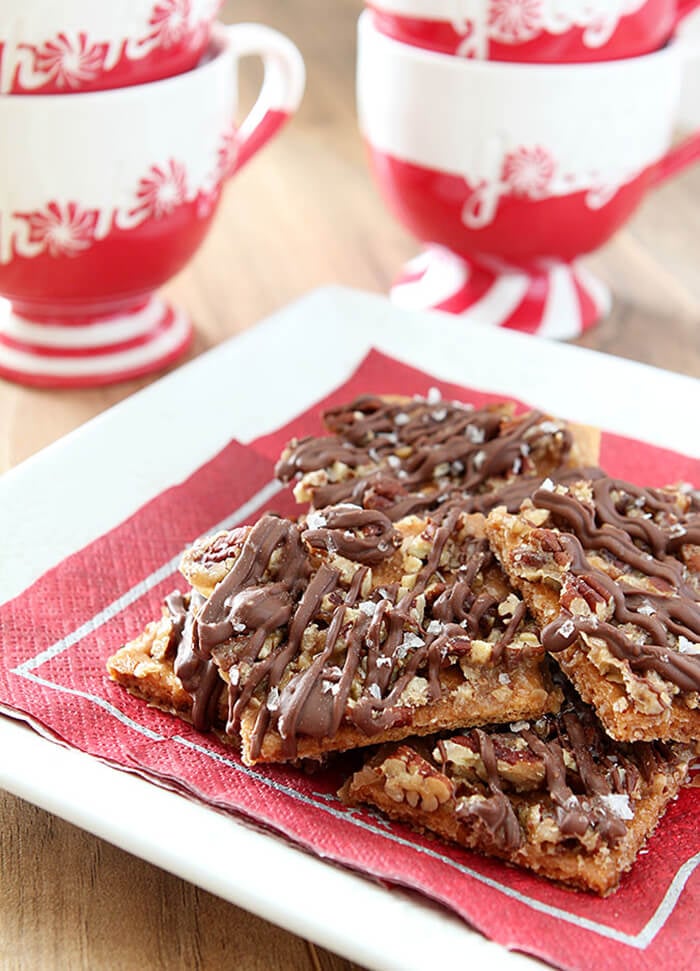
[[1, 349, 698, 971]]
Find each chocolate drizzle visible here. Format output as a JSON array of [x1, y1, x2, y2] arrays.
[[164, 589, 224, 733], [531, 477, 700, 692], [301, 505, 401, 564], [461, 729, 522, 849], [533, 480, 698, 586]]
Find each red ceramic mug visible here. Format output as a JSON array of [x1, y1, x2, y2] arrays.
[[0, 23, 305, 387], [367, 0, 700, 62], [0, 0, 223, 93], [357, 13, 700, 337]]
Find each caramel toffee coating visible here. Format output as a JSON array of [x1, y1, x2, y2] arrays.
[[183, 506, 541, 761], [276, 395, 573, 508], [529, 478, 700, 694]]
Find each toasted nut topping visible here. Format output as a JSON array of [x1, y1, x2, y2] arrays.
[[382, 748, 453, 812]]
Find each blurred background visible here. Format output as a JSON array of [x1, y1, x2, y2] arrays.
[[172, 0, 699, 373], [2, 0, 698, 470]]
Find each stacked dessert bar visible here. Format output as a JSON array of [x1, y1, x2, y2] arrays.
[[108, 392, 699, 895]]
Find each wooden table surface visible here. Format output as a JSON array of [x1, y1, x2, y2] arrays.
[[1, 2, 699, 968]]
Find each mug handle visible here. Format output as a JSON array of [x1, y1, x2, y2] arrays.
[[650, 133, 700, 187], [223, 23, 306, 175], [675, 0, 700, 29], [650, 5, 700, 189]]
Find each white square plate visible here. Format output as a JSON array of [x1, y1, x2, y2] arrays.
[[1, 288, 697, 971]]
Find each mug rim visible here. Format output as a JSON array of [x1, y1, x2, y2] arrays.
[[0, 22, 231, 103], [359, 10, 678, 75]]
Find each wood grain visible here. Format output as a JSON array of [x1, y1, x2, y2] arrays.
[[1, 1, 698, 968]]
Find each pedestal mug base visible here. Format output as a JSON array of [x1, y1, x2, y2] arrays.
[[0, 296, 193, 388], [390, 247, 611, 340]]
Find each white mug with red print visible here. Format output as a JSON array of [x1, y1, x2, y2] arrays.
[[367, 0, 700, 62], [0, 22, 305, 387], [0, 0, 223, 93], [357, 12, 700, 337]]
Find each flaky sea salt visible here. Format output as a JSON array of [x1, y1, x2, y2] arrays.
[[465, 425, 484, 444], [559, 618, 576, 638], [509, 721, 530, 733], [598, 793, 634, 820]]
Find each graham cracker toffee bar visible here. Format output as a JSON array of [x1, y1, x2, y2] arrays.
[[486, 476, 700, 743], [276, 393, 600, 519], [342, 694, 692, 895], [108, 502, 561, 764]]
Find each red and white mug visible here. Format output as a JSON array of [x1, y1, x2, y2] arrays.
[[367, 0, 700, 62], [0, 22, 305, 387], [0, 0, 223, 93], [357, 12, 700, 336]]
